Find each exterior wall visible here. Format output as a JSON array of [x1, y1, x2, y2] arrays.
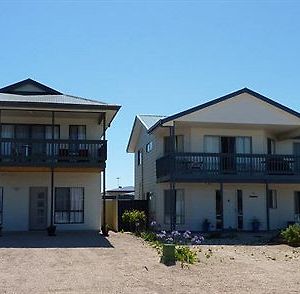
[[134, 126, 159, 200], [0, 111, 102, 140], [175, 93, 300, 126], [153, 182, 299, 232], [132, 118, 300, 232], [1, 172, 101, 231]]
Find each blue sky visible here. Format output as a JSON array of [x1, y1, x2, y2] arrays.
[[0, 1, 300, 188]]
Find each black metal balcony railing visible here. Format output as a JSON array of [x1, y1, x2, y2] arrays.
[[0, 138, 107, 168], [156, 153, 300, 183]]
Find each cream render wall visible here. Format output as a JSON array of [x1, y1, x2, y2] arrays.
[[175, 93, 300, 126], [0, 112, 103, 140], [133, 118, 300, 231], [153, 182, 298, 231], [1, 172, 101, 231]]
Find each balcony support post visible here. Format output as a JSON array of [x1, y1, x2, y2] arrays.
[[169, 124, 176, 231], [50, 111, 55, 228], [101, 112, 108, 236], [266, 183, 270, 231]]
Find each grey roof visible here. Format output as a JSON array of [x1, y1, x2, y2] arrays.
[[138, 114, 167, 130], [0, 92, 111, 106], [106, 186, 134, 193]]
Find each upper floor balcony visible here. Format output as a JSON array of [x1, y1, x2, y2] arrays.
[[156, 152, 300, 184], [0, 138, 107, 169]]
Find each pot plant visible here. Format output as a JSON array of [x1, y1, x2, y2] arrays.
[[47, 225, 56, 236], [202, 219, 210, 232], [251, 218, 260, 232]]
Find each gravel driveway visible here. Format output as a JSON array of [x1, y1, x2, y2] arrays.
[[0, 231, 299, 294]]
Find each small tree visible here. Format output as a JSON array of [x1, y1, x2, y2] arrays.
[[281, 224, 300, 246], [122, 210, 146, 233]]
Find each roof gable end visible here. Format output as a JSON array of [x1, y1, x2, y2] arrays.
[[0, 78, 62, 95], [149, 88, 300, 131]]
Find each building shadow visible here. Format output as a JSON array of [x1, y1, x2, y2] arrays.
[[201, 231, 280, 246], [0, 231, 114, 249]]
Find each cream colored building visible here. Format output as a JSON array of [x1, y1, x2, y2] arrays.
[[127, 88, 300, 231], [0, 78, 120, 231]]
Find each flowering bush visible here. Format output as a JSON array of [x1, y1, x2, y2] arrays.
[[156, 230, 204, 246], [121, 210, 146, 233]]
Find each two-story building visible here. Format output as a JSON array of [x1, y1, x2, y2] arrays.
[[127, 88, 300, 231], [0, 78, 120, 232]]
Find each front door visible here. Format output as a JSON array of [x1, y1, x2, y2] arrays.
[[223, 189, 236, 229], [29, 187, 48, 230]]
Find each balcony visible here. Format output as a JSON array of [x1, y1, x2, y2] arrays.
[[0, 138, 107, 169], [156, 152, 300, 183]]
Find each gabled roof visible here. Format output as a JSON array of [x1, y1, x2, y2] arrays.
[[127, 114, 166, 153], [0, 78, 62, 95], [138, 114, 167, 130], [0, 78, 121, 129], [148, 88, 300, 132], [0, 78, 120, 110]]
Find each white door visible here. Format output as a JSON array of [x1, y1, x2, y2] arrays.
[[223, 189, 236, 229]]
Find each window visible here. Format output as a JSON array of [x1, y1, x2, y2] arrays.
[[164, 189, 184, 225], [69, 125, 86, 140], [0, 187, 3, 225], [268, 190, 277, 209], [137, 149, 142, 165], [164, 135, 184, 154], [216, 190, 223, 230], [237, 190, 243, 230], [55, 187, 84, 224], [146, 141, 153, 153], [204, 136, 220, 153], [294, 192, 300, 221], [267, 138, 276, 154], [236, 137, 251, 154], [147, 192, 156, 221]]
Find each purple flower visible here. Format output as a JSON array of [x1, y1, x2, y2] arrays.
[[183, 231, 191, 239], [165, 237, 174, 243], [171, 230, 181, 237], [150, 221, 157, 227]]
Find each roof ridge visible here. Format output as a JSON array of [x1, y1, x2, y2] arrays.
[[64, 94, 108, 105]]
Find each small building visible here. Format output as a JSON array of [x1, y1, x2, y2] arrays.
[[105, 186, 135, 200]]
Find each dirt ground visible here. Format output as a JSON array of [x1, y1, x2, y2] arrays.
[[0, 231, 299, 294]]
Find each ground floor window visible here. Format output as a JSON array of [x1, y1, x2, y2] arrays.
[[55, 187, 84, 224], [164, 189, 184, 225], [147, 192, 156, 222], [216, 190, 223, 230], [268, 190, 277, 209], [0, 187, 3, 225], [295, 192, 300, 222], [237, 189, 243, 230]]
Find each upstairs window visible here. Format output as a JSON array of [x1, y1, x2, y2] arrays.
[[69, 125, 86, 140], [164, 135, 184, 154], [146, 141, 153, 153]]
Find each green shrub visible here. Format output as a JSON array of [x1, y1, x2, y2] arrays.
[[122, 210, 146, 233], [140, 231, 157, 242], [175, 246, 198, 264], [281, 224, 300, 246]]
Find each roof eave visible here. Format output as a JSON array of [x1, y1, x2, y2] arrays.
[[0, 101, 121, 111]]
